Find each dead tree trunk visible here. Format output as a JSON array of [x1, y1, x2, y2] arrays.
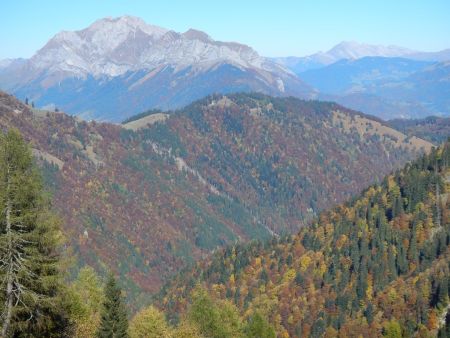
[[1, 166, 13, 337]]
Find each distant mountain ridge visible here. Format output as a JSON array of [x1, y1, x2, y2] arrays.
[[301, 57, 450, 119], [1, 20, 449, 121], [300, 57, 433, 95], [0, 16, 313, 121], [273, 41, 450, 73], [388, 116, 450, 144]]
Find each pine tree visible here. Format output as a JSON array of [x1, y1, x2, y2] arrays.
[[0, 129, 71, 337], [97, 273, 128, 338]]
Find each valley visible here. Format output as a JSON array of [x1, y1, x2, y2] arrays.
[[0, 91, 433, 302], [161, 144, 450, 337]]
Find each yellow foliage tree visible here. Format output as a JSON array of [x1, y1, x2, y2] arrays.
[[68, 266, 104, 338], [173, 320, 203, 338], [129, 305, 172, 338]]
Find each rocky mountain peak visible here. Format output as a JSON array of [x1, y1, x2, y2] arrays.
[[182, 29, 212, 42], [26, 15, 279, 78]]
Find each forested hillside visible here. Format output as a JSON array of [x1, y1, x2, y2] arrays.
[[135, 93, 432, 233], [389, 116, 450, 145], [0, 91, 432, 302], [162, 143, 450, 337]]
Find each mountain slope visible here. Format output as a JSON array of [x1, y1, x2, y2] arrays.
[[299, 57, 432, 95], [0, 91, 432, 302], [389, 116, 450, 144], [156, 93, 432, 230], [298, 58, 450, 119], [0, 16, 313, 122], [162, 143, 450, 337]]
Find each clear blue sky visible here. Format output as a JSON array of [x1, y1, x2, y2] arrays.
[[1, 0, 449, 59]]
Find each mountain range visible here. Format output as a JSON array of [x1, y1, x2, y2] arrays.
[[273, 40, 450, 73], [0, 16, 313, 121], [1, 17, 450, 122], [0, 90, 433, 304], [0, 16, 450, 122], [298, 57, 450, 119], [274, 42, 450, 119]]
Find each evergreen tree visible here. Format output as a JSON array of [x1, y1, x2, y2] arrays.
[[97, 273, 128, 338], [0, 129, 71, 337], [364, 303, 374, 324]]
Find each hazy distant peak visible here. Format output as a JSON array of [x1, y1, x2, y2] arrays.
[[0, 58, 25, 69], [326, 41, 417, 60]]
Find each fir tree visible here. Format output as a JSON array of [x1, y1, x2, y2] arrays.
[[97, 273, 128, 338], [0, 129, 71, 337]]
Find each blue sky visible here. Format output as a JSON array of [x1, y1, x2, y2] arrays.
[[1, 0, 449, 59]]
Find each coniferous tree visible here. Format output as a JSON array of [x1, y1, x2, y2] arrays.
[[0, 129, 71, 337], [97, 273, 128, 338]]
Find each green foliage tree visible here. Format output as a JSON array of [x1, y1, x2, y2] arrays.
[[384, 319, 402, 338], [97, 273, 129, 338], [244, 312, 276, 338], [188, 287, 244, 338], [0, 129, 72, 337]]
